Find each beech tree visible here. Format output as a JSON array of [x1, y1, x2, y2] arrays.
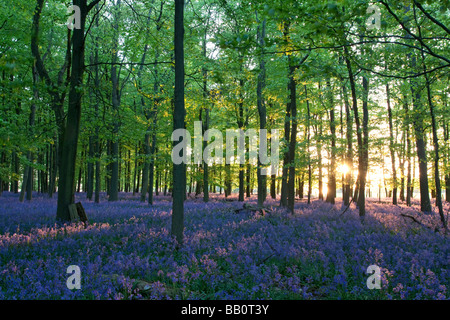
[[0, 0, 448, 232], [172, 0, 186, 245], [56, 0, 101, 221]]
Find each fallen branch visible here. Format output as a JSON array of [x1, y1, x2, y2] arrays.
[[400, 213, 436, 232], [339, 199, 355, 217], [234, 203, 273, 215]]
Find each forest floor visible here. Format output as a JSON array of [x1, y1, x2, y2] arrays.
[[0, 192, 448, 300]]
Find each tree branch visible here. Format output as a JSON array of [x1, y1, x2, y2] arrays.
[[87, 0, 103, 13], [413, 0, 450, 36], [350, 54, 449, 79], [84, 61, 173, 68], [379, 0, 450, 65]]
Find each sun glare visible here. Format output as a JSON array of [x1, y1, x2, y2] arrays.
[[339, 164, 350, 175]]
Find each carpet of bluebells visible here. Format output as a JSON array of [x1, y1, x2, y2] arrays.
[[0, 191, 448, 300]]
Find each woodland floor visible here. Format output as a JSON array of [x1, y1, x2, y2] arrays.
[[0, 192, 448, 300]]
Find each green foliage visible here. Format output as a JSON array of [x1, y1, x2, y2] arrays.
[[0, 0, 448, 201]]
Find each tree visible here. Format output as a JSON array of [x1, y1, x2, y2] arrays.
[[56, 0, 101, 222], [172, 0, 186, 246], [256, 15, 267, 208]]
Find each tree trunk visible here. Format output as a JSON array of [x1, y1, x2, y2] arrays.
[[201, 35, 209, 203], [246, 146, 251, 198], [444, 122, 450, 203], [93, 12, 101, 204], [318, 117, 323, 201], [172, 0, 186, 246], [225, 163, 232, 197], [287, 57, 298, 213], [87, 135, 94, 200], [325, 79, 336, 204], [57, 0, 98, 221], [342, 82, 353, 206], [108, 0, 122, 202], [280, 92, 290, 207], [77, 150, 83, 193], [423, 58, 446, 228], [403, 98, 412, 206], [31, 0, 71, 200], [256, 17, 267, 208], [20, 65, 38, 202], [148, 111, 158, 205], [303, 85, 312, 204], [386, 80, 398, 205], [410, 55, 432, 213], [358, 74, 370, 219], [140, 132, 150, 202], [344, 48, 366, 218]]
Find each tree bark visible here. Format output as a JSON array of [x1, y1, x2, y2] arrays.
[[287, 57, 298, 214], [305, 85, 312, 204], [256, 17, 267, 208], [326, 79, 336, 204], [342, 82, 353, 206], [237, 79, 245, 201], [422, 58, 446, 228], [201, 33, 209, 203], [386, 80, 398, 205], [109, 0, 122, 202], [410, 54, 432, 213], [57, 0, 100, 221], [172, 0, 186, 246], [358, 74, 370, 219], [344, 47, 366, 218]]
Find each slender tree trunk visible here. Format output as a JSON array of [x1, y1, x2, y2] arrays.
[[201, 35, 209, 203], [318, 118, 323, 201], [342, 82, 353, 206], [225, 163, 232, 197], [93, 12, 101, 204], [172, 0, 186, 246], [148, 111, 158, 205], [246, 145, 251, 198], [386, 80, 398, 205], [77, 150, 83, 193], [344, 48, 366, 218], [358, 74, 370, 219], [305, 85, 312, 204], [19, 160, 30, 202], [140, 132, 150, 202], [287, 57, 298, 213], [11, 151, 19, 193], [402, 98, 412, 206], [269, 117, 276, 200], [399, 127, 406, 202], [163, 169, 167, 196], [326, 79, 336, 204], [156, 167, 160, 196], [280, 23, 291, 208], [444, 122, 450, 203], [108, 0, 122, 202], [423, 59, 446, 228], [280, 93, 290, 207], [256, 17, 267, 208], [410, 55, 432, 213], [20, 65, 38, 202], [87, 135, 94, 200], [0, 154, 4, 196]]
